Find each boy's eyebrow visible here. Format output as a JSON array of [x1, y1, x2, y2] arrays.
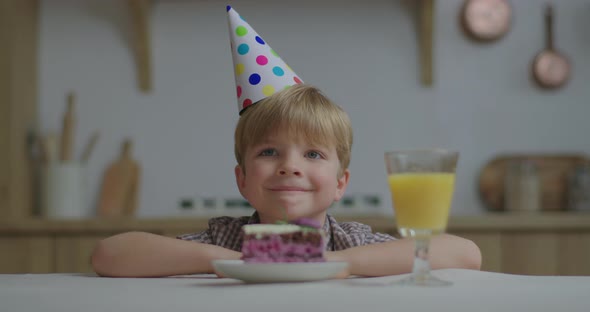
[[250, 140, 277, 149], [255, 138, 274, 145]]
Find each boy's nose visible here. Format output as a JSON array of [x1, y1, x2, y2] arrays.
[[278, 168, 302, 176], [277, 158, 302, 176]]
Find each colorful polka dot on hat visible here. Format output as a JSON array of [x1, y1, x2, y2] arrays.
[[226, 5, 303, 115]]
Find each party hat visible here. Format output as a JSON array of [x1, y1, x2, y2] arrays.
[[226, 5, 303, 114]]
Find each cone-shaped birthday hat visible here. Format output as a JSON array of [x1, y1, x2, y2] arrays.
[[226, 5, 303, 115]]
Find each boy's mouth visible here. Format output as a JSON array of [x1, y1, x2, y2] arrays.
[[269, 186, 309, 192]]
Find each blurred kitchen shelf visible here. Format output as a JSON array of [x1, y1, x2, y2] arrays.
[[2, 211, 590, 234]]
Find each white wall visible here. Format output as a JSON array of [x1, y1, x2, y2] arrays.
[[39, 0, 590, 217]]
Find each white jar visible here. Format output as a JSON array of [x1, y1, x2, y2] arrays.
[[568, 164, 590, 211], [504, 160, 541, 212]]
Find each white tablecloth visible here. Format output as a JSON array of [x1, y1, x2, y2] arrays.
[[2, 269, 589, 312]]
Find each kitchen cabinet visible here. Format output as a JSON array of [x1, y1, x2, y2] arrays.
[[1, 212, 589, 275], [0, 0, 39, 220]]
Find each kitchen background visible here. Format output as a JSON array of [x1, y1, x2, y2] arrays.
[[38, 0, 590, 218]]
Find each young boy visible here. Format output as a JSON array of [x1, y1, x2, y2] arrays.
[[90, 6, 481, 278]]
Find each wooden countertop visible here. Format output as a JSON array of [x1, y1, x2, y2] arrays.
[[1, 212, 590, 234]]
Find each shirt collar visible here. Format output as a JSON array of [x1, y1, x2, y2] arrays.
[[247, 211, 261, 224]]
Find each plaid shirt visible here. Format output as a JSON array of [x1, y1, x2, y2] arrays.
[[177, 212, 395, 251]]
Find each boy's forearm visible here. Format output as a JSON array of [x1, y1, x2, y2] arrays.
[[91, 231, 241, 277], [326, 234, 481, 277]]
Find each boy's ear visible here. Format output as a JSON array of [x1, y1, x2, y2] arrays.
[[334, 169, 350, 201], [235, 165, 246, 196]]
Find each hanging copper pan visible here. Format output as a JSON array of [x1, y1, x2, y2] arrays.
[[532, 4, 571, 89], [461, 0, 512, 42]]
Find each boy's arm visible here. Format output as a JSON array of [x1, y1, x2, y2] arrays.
[[91, 231, 241, 277], [325, 234, 481, 277]]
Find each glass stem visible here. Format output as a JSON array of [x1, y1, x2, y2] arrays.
[[412, 237, 431, 282]]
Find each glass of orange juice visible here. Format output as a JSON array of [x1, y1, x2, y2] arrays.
[[384, 149, 458, 286]]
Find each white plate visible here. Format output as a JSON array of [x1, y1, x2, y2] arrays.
[[212, 260, 349, 283]]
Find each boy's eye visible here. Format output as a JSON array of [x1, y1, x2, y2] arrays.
[[306, 151, 322, 159], [259, 148, 277, 156]]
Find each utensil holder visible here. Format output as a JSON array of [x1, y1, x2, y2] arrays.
[[42, 162, 88, 219]]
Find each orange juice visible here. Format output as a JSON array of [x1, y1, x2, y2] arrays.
[[388, 173, 454, 235]]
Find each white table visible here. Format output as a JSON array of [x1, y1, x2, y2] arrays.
[[2, 269, 589, 312]]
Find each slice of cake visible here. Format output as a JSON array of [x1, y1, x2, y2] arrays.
[[241, 219, 325, 263]]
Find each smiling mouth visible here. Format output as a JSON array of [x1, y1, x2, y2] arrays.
[[269, 187, 309, 192]]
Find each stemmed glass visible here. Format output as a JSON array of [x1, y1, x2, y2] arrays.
[[384, 149, 458, 286]]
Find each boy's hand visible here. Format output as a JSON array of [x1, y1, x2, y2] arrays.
[[332, 266, 350, 279], [212, 252, 243, 278], [214, 268, 227, 278], [325, 251, 351, 279]]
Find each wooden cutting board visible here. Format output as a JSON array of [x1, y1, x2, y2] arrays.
[[478, 154, 588, 211], [98, 139, 141, 217]]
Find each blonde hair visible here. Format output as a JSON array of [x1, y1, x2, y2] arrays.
[[234, 84, 352, 176]]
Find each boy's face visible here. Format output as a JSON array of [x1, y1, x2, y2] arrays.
[[235, 130, 350, 225]]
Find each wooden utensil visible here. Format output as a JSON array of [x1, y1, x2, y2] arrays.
[[39, 133, 58, 165], [81, 131, 100, 163], [478, 154, 588, 211], [128, 0, 152, 93], [60, 92, 76, 162], [419, 0, 434, 86], [97, 139, 141, 217], [461, 0, 511, 42], [532, 4, 570, 89]]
